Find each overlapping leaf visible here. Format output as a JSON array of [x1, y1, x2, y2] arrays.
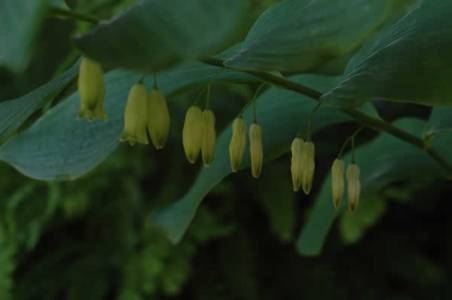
[[323, 1, 452, 108], [0, 0, 52, 72], [76, 0, 248, 72], [226, 0, 415, 73], [0, 62, 78, 141]]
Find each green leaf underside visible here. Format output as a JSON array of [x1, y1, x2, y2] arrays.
[[0, 0, 52, 72], [323, 1, 452, 108], [76, 0, 247, 72], [0, 62, 79, 142], [296, 118, 445, 256], [225, 0, 402, 73], [0, 62, 257, 181], [151, 75, 361, 244]]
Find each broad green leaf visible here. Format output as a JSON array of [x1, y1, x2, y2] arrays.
[[425, 107, 452, 137], [0, 63, 256, 180], [296, 118, 444, 256], [152, 75, 356, 244], [0, 62, 78, 141], [323, 1, 452, 108], [0, 0, 52, 72], [76, 0, 248, 72], [225, 0, 412, 73]]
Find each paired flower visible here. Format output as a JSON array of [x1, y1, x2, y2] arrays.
[[147, 89, 171, 149], [331, 159, 345, 208], [78, 57, 107, 120], [201, 109, 216, 166], [290, 138, 315, 194], [290, 138, 304, 192], [120, 83, 149, 145], [120, 84, 171, 148], [346, 163, 361, 212], [330, 159, 361, 211], [249, 123, 263, 178], [182, 106, 204, 164], [229, 117, 247, 172], [181, 106, 217, 167]]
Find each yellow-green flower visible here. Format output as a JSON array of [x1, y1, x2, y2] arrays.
[[346, 163, 361, 212], [290, 137, 304, 192], [147, 89, 170, 150], [331, 159, 345, 208], [229, 117, 247, 172], [201, 109, 216, 167], [120, 84, 149, 145], [301, 141, 315, 195], [78, 57, 107, 120], [249, 123, 263, 178], [182, 105, 203, 164]]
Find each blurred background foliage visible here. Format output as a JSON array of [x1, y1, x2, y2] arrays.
[[0, 0, 451, 299]]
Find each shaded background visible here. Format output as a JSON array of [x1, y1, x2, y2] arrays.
[[0, 0, 450, 299]]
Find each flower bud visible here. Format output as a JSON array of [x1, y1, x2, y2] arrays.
[[346, 163, 361, 212], [182, 105, 203, 164], [147, 89, 170, 150], [301, 141, 315, 195], [290, 137, 304, 192], [120, 84, 149, 146], [229, 117, 247, 172], [331, 159, 345, 209], [78, 57, 107, 120], [249, 123, 263, 178], [201, 109, 216, 166]]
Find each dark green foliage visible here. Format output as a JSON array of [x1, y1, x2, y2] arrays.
[[1, 0, 452, 299]]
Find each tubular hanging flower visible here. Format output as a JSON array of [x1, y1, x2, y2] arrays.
[[229, 117, 247, 172], [331, 159, 345, 208], [301, 141, 315, 195], [147, 89, 170, 150], [120, 84, 149, 146], [201, 109, 216, 167], [78, 57, 107, 120], [346, 163, 361, 212], [249, 123, 263, 178], [290, 137, 304, 192], [182, 105, 203, 164]]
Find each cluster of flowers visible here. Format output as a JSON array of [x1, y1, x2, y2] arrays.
[[77, 57, 361, 211]]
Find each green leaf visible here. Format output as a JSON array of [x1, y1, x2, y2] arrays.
[[339, 194, 386, 244], [225, 0, 407, 73], [151, 75, 356, 243], [0, 62, 256, 180], [0, 62, 78, 141], [75, 0, 248, 72], [296, 118, 443, 256], [323, 1, 452, 108], [0, 0, 52, 72], [425, 107, 452, 137]]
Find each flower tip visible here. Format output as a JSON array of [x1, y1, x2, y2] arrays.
[[302, 183, 312, 195]]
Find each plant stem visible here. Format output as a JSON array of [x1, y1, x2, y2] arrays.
[[200, 56, 452, 176], [50, 7, 100, 24]]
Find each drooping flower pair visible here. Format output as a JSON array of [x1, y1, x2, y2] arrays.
[[182, 105, 216, 167], [331, 159, 361, 211], [120, 83, 171, 149], [228, 117, 263, 178], [291, 138, 315, 194]]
